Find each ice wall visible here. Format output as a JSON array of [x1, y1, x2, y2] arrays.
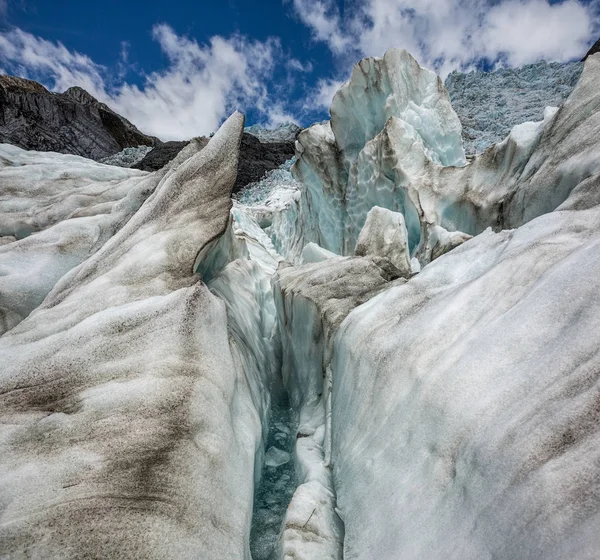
[[273, 255, 405, 558], [260, 53, 600, 559], [324, 55, 600, 559], [0, 113, 272, 559], [292, 49, 466, 259], [446, 61, 583, 155], [235, 159, 306, 263], [290, 53, 600, 271], [331, 193, 600, 559]]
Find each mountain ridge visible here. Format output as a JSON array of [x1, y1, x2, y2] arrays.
[[0, 74, 158, 160]]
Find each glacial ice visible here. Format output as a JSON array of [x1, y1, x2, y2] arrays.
[[245, 123, 302, 144], [0, 140, 210, 335], [100, 145, 154, 168], [291, 49, 467, 259], [0, 113, 275, 559], [273, 255, 405, 559], [235, 165, 305, 263], [0, 45, 599, 560], [235, 157, 298, 207], [331, 203, 600, 559], [446, 61, 583, 155], [0, 143, 148, 238], [331, 49, 466, 168], [240, 52, 600, 558], [274, 54, 600, 559], [301, 242, 338, 264], [265, 447, 291, 468], [0, 147, 154, 334], [354, 206, 412, 277], [289, 50, 599, 272], [249, 395, 298, 560]]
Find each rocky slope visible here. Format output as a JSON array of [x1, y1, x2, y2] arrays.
[[0, 75, 157, 160], [131, 132, 295, 193], [133, 140, 201, 171], [234, 132, 295, 193], [0, 73, 296, 193]]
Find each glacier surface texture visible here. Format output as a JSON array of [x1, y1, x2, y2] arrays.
[[0, 48, 599, 560], [445, 60, 583, 155]]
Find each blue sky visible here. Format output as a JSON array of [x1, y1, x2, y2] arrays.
[[0, 0, 598, 140]]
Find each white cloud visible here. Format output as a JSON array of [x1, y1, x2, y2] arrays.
[[0, 28, 106, 94], [311, 77, 347, 109], [265, 104, 301, 127], [293, 0, 350, 53], [111, 25, 280, 139], [287, 57, 314, 72], [483, 0, 595, 66], [0, 25, 291, 140], [291, 0, 600, 76]]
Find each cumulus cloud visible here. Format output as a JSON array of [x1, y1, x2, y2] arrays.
[[292, 0, 351, 53], [291, 0, 600, 75], [113, 25, 280, 139], [0, 28, 106, 93], [311, 77, 347, 109], [483, 0, 596, 66], [0, 25, 290, 139], [264, 104, 301, 127]]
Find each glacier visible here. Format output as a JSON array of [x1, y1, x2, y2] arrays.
[[0, 139, 208, 334], [0, 46, 599, 560], [245, 123, 302, 144], [100, 145, 154, 168], [274, 51, 600, 560], [446, 60, 583, 155], [0, 114, 274, 558]]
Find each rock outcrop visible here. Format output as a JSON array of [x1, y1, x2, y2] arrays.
[[133, 133, 295, 193], [0, 75, 157, 160], [234, 133, 295, 193], [133, 140, 199, 171]]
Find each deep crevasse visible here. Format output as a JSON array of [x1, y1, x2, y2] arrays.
[[200, 201, 347, 559], [249, 391, 298, 560]]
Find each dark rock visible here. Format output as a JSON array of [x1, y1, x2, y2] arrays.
[[582, 37, 600, 61], [133, 140, 201, 171], [0, 75, 157, 160], [134, 132, 296, 193], [234, 133, 295, 193]]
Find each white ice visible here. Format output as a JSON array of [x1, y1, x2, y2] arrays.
[[0, 140, 208, 334], [0, 113, 274, 559]]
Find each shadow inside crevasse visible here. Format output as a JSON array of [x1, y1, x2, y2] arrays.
[[250, 389, 298, 560]]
